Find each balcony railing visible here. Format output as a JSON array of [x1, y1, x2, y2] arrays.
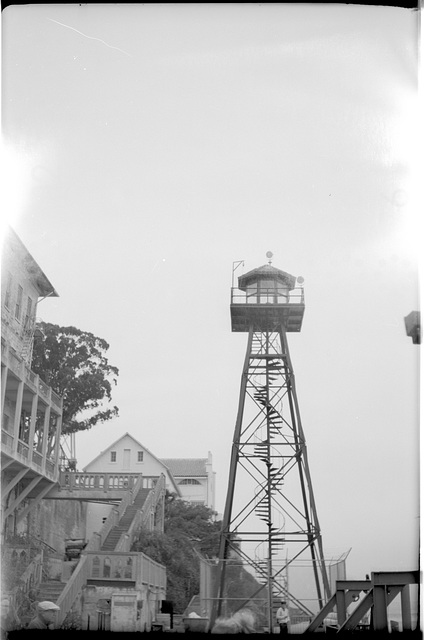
[[17, 440, 29, 458], [59, 472, 141, 492], [32, 451, 43, 467], [1, 429, 14, 449], [24, 366, 37, 385], [3, 342, 62, 410], [51, 390, 63, 408], [85, 551, 166, 590], [45, 460, 55, 477], [38, 380, 50, 398]]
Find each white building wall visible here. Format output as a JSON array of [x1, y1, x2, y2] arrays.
[[84, 434, 177, 489], [176, 479, 207, 505], [83, 434, 179, 540]]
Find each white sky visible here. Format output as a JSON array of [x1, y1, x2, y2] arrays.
[[2, 3, 420, 582]]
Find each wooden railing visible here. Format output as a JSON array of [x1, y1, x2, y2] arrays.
[[140, 553, 166, 589], [55, 555, 89, 628], [1, 429, 14, 449], [54, 475, 166, 626], [59, 471, 140, 492], [84, 551, 166, 591], [85, 474, 145, 552], [7, 552, 45, 627], [115, 474, 166, 552], [16, 550, 44, 592]]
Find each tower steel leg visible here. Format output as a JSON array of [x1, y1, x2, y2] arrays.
[[280, 326, 331, 604], [212, 323, 330, 630], [213, 326, 254, 622]]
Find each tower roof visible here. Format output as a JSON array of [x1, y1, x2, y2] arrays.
[[238, 264, 296, 291]]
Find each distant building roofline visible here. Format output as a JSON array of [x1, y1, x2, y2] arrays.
[[3, 226, 59, 298]]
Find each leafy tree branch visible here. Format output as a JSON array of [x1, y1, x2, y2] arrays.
[[31, 322, 119, 434]]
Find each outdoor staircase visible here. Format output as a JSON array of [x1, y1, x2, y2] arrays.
[[27, 481, 163, 630], [35, 578, 65, 603], [101, 488, 151, 551]]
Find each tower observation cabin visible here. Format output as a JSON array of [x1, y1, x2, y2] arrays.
[[230, 257, 305, 333]]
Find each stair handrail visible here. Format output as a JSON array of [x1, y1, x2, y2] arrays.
[[37, 475, 151, 628], [7, 551, 44, 614], [85, 473, 146, 552], [55, 554, 89, 628], [115, 474, 166, 552]]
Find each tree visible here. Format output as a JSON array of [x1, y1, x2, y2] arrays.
[[31, 322, 119, 434], [132, 495, 267, 619], [132, 496, 222, 612]]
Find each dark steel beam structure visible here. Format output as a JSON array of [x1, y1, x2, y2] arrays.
[[213, 325, 330, 628]]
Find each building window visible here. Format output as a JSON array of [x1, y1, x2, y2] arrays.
[[178, 479, 201, 485], [110, 451, 117, 462], [137, 451, 143, 463], [23, 297, 33, 329], [4, 273, 12, 309], [15, 285, 23, 320]]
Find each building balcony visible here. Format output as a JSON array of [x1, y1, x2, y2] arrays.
[[1, 340, 63, 410], [1, 341, 62, 484]]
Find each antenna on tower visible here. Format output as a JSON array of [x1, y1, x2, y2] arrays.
[[232, 260, 245, 288]]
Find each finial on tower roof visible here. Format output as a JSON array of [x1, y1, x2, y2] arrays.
[[266, 251, 273, 265]]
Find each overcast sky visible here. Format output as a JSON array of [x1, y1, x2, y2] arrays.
[[2, 3, 420, 586]]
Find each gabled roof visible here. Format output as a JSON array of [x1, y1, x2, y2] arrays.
[[3, 227, 59, 298], [83, 432, 181, 494], [160, 458, 208, 477], [83, 432, 148, 469]]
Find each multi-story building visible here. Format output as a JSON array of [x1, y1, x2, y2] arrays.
[[1, 231, 168, 632], [1, 227, 63, 539]]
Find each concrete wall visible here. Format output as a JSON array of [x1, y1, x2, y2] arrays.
[[85, 502, 114, 540], [24, 499, 87, 554]]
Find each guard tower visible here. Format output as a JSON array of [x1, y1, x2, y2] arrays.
[[212, 253, 330, 631]]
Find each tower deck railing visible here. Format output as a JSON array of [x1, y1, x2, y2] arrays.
[[231, 286, 304, 306]]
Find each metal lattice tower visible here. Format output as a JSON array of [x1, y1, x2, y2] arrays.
[[213, 254, 330, 630]]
